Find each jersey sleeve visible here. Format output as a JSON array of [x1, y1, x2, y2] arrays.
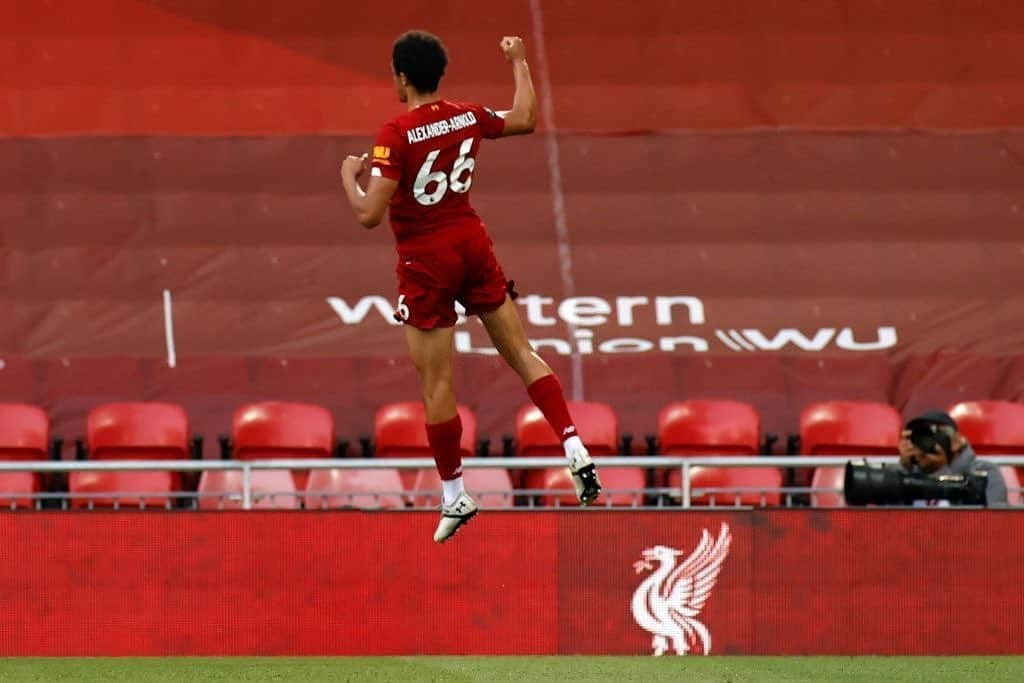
[[472, 104, 507, 139], [370, 122, 404, 181]]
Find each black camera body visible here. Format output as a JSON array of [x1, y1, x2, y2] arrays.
[[907, 419, 953, 457], [844, 459, 988, 507]]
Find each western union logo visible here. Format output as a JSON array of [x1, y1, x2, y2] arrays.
[[372, 146, 390, 160]]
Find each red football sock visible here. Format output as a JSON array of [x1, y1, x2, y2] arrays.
[[527, 374, 577, 442], [426, 413, 463, 481]]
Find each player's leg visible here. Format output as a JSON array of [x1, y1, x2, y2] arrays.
[[404, 324, 478, 542], [397, 247, 480, 542], [477, 297, 602, 505]]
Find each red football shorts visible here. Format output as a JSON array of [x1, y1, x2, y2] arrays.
[[394, 233, 514, 330]]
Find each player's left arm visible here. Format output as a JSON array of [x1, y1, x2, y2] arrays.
[[494, 36, 537, 137], [340, 154, 397, 229]]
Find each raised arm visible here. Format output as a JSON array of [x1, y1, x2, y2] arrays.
[[496, 36, 537, 136]]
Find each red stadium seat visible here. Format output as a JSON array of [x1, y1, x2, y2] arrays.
[[800, 401, 902, 456], [304, 468, 405, 510], [0, 404, 48, 457], [948, 401, 1024, 455], [197, 469, 299, 510], [374, 402, 478, 490], [515, 400, 618, 456], [515, 400, 620, 504], [686, 466, 783, 507], [70, 402, 189, 508], [800, 401, 900, 495], [71, 471, 182, 510], [232, 402, 334, 491], [948, 401, 1024, 493], [87, 402, 189, 459], [656, 400, 761, 487], [375, 402, 478, 455], [409, 467, 515, 509], [810, 466, 846, 507], [658, 400, 761, 456], [0, 403, 50, 508]]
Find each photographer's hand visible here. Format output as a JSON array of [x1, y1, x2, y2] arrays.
[[897, 430, 917, 470]]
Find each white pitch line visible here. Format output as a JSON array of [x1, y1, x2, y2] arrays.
[[162, 289, 177, 368], [528, 0, 583, 400]]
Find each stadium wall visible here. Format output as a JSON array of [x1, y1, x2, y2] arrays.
[[1, 510, 1020, 656]]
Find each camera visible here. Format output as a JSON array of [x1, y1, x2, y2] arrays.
[[843, 459, 988, 506], [906, 419, 953, 457]]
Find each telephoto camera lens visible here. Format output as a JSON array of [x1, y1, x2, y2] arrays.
[[844, 459, 988, 507]]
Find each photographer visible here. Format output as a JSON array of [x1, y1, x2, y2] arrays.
[[897, 411, 1007, 506]]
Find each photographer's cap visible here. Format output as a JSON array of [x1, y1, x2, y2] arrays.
[[907, 410, 958, 431]]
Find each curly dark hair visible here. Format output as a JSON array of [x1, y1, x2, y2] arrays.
[[392, 30, 448, 94]]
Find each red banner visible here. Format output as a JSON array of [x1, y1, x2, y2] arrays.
[[5, 1, 1024, 134], [5, 130, 1024, 447], [0, 511, 1021, 656]]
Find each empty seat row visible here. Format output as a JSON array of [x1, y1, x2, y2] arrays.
[[10, 398, 1024, 460], [0, 402, 332, 508], [200, 466, 519, 511], [1, 399, 1023, 509], [0, 400, 628, 508]]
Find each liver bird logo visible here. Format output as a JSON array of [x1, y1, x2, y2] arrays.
[[630, 522, 732, 656]]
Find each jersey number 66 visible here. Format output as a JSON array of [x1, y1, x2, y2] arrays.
[[413, 137, 477, 206]]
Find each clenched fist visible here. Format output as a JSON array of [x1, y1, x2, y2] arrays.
[[341, 153, 369, 181], [500, 36, 527, 62]]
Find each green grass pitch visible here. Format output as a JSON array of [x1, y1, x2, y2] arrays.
[[0, 656, 1021, 682]]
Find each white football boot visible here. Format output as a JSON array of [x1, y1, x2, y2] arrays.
[[433, 491, 479, 543], [566, 441, 602, 506]]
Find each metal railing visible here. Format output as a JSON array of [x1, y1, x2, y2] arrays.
[[1, 455, 1022, 510]]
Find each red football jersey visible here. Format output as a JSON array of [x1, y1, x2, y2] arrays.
[[370, 100, 506, 254]]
